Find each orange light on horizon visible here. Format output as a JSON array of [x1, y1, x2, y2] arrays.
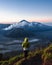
[[28, 17, 52, 22], [0, 17, 52, 24]]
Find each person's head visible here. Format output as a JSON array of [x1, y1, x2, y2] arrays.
[[24, 37, 28, 42]]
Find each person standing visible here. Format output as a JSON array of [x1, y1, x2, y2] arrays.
[[22, 38, 30, 59]]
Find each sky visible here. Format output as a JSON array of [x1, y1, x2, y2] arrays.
[[0, 0, 52, 23]]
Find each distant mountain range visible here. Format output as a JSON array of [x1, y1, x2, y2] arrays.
[[0, 20, 52, 53], [3, 20, 52, 31], [0, 24, 10, 30], [44, 22, 52, 26], [1, 20, 52, 39]]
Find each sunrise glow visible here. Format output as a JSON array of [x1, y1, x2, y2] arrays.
[[0, 0, 52, 23]]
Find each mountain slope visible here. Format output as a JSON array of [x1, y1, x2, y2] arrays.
[[3, 20, 52, 31], [0, 24, 10, 30], [3, 20, 52, 39], [14, 44, 52, 65]]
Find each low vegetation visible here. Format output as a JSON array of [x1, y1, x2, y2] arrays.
[[0, 44, 52, 65]]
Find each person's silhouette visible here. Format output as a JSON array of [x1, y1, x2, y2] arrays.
[[22, 38, 30, 59]]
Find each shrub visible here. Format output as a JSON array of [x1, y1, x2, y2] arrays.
[[1, 61, 9, 65], [9, 53, 24, 65], [42, 44, 52, 61], [9, 56, 18, 64]]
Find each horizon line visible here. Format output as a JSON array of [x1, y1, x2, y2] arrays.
[[0, 19, 52, 24]]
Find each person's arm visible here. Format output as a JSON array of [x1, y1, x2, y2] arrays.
[[22, 42, 25, 48]]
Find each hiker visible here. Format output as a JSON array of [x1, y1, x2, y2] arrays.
[[22, 38, 30, 58]]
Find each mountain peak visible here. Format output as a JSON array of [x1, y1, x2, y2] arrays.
[[3, 20, 50, 31], [20, 20, 29, 23]]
